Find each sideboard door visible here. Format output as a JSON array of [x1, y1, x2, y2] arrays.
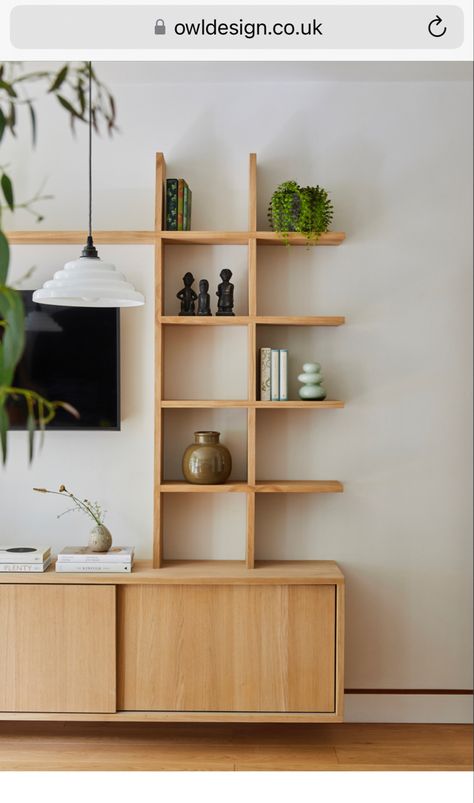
[[0, 585, 116, 713], [118, 584, 336, 712]]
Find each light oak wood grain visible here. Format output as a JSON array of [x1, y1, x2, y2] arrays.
[[161, 399, 345, 408], [0, 585, 115, 713], [160, 315, 345, 326], [118, 585, 336, 713], [0, 723, 469, 771], [0, 559, 344, 585], [158, 481, 343, 493], [6, 230, 345, 246]]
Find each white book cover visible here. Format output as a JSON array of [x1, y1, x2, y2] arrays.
[[0, 546, 51, 564], [0, 557, 52, 573], [58, 546, 134, 563], [260, 347, 271, 401], [271, 349, 280, 401], [279, 350, 288, 401], [56, 562, 132, 573]]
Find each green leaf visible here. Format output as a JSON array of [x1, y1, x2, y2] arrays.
[[0, 79, 17, 98], [27, 100, 37, 146], [1, 172, 14, 212], [0, 400, 8, 465], [0, 230, 9, 284], [0, 286, 25, 386], [48, 65, 68, 93], [56, 94, 84, 121], [0, 108, 5, 142]]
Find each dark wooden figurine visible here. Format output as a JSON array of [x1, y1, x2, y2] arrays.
[[197, 279, 212, 316], [216, 269, 235, 316], [177, 272, 197, 316]]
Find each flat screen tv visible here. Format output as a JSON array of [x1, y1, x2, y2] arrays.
[[7, 291, 120, 430]]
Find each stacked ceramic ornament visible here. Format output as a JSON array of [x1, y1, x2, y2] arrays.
[[298, 362, 327, 400]]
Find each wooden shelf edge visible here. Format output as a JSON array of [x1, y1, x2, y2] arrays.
[[6, 230, 156, 245], [0, 710, 343, 723], [159, 481, 344, 494], [7, 231, 346, 247], [160, 316, 345, 326], [161, 400, 345, 408], [0, 559, 345, 585]]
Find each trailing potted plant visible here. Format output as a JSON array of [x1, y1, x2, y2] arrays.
[[0, 62, 117, 464], [268, 180, 334, 244]]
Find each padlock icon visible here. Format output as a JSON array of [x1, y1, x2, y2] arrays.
[[155, 18, 166, 35]]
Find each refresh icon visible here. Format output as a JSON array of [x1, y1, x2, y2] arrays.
[[428, 15, 447, 37]]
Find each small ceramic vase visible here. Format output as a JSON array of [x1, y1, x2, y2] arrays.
[[182, 431, 232, 485], [88, 524, 112, 552], [298, 362, 327, 400]]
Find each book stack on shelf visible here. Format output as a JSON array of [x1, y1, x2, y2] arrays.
[[0, 546, 52, 573], [55, 546, 135, 573], [165, 178, 192, 230], [259, 347, 288, 401]]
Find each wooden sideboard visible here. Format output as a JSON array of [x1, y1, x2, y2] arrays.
[[0, 560, 344, 723]]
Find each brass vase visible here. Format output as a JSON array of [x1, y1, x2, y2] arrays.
[[182, 431, 232, 485]]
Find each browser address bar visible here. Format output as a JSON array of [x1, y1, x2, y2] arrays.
[[11, 5, 464, 50]]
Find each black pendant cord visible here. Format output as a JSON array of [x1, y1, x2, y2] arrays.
[[82, 61, 98, 259]]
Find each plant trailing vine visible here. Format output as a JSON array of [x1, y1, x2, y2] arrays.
[[268, 180, 334, 245], [0, 62, 118, 465]]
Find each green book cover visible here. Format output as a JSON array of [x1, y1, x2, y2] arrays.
[[177, 179, 185, 231], [166, 179, 178, 230], [183, 183, 189, 232], [187, 188, 192, 231]]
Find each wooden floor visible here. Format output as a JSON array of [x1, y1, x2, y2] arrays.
[[0, 723, 471, 771]]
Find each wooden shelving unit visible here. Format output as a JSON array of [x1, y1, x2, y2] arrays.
[[153, 152, 346, 569], [5, 153, 346, 722]]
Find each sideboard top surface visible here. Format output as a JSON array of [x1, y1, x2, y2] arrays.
[[0, 559, 344, 585]]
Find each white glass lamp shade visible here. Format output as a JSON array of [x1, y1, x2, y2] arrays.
[[32, 256, 145, 308]]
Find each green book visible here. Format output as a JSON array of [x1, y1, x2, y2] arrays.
[[183, 183, 189, 232], [177, 179, 185, 231], [187, 188, 192, 231], [166, 179, 178, 231]]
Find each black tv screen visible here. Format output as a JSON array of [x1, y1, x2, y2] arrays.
[[8, 291, 120, 430]]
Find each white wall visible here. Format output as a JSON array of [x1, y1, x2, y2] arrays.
[[1, 63, 472, 721]]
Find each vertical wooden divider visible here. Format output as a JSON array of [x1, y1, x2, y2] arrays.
[[246, 154, 258, 568], [153, 153, 165, 568]]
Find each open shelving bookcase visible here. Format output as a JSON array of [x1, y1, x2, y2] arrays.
[[7, 151, 346, 571], [154, 153, 346, 569]]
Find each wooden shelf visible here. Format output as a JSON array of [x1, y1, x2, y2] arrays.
[[160, 482, 249, 493], [161, 231, 250, 245], [256, 231, 345, 246], [161, 400, 345, 409], [256, 316, 345, 326], [7, 230, 345, 247], [254, 400, 345, 409], [160, 316, 345, 326], [160, 481, 343, 494], [5, 230, 156, 245], [0, 559, 344, 586], [160, 316, 250, 326]]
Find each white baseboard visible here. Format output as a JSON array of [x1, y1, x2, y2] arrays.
[[344, 694, 473, 723]]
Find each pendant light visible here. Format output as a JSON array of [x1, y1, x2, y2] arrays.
[[33, 64, 144, 308]]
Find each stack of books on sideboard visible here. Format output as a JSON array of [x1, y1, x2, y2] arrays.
[[56, 546, 135, 573], [0, 546, 52, 572], [165, 178, 192, 230], [260, 347, 288, 401]]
